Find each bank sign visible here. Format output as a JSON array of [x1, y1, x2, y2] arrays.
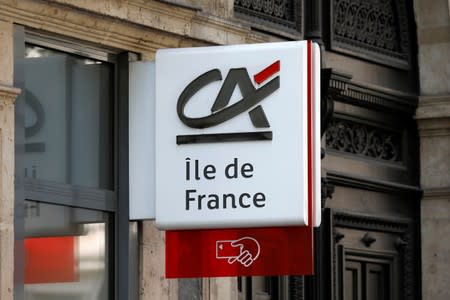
[[154, 41, 321, 230]]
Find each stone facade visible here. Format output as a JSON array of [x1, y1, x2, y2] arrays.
[[415, 0, 450, 299], [0, 19, 20, 300], [140, 221, 178, 300], [0, 0, 448, 299]]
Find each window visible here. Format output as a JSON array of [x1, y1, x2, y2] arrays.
[[24, 201, 111, 299], [14, 27, 135, 300], [22, 44, 113, 189]]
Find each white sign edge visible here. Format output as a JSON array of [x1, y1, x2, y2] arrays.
[[313, 42, 321, 227], [129, 60, 156, 220]]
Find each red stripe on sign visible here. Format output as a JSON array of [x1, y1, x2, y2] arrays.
[[307, 41, 313, 230], [165, 226, 314, 278], [253, 60, 280, 84], [307, 41, 315, 273]]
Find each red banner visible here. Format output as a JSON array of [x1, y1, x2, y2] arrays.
[[165, 226, 313, 278]]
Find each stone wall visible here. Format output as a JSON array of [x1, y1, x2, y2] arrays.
[[414, 0, 450, 299], [0, 19, 21, 300]]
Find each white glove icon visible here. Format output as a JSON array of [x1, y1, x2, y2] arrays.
[[216, 237, 260, 267]]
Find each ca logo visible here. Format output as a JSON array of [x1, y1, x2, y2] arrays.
[[176, 61, 280, 145]]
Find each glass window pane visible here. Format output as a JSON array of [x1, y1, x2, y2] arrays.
[[23, 45, 113, 189], [24, 201, 110, 300]]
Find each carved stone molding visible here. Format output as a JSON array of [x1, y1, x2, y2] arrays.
[[325, 117, 402, 162], [416, 95, 450, 118], [330, 0, 412, 69], [360, 232, 376, 247], [234, 0, 302, 36], [335, 82, 416, 115], [326, 171, 422, 196], [0, 0, 273, 61], [321, 177, 335, 208], [333, 211, 409, 233], [321, 70, 355, 134], [322, 71, 419, 169], [325, 69, 417, 115], [0, 84, 21, 102], [320, 69, 342, 208], [422, 187, 450, 201], [416, 95, 450, 137]]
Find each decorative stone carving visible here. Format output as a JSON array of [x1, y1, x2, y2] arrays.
[[321, 177, 335, 208], [0, 85, 21, 103], [334, 230, 345, 243], [361, 232, 376, 247], [325, 118, 402, 162], [234, 0, 302, 33], [331, 0, 411, 68]]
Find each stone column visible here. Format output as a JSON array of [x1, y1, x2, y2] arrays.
[[414, 0, 450, 299], [140, 221, 178, 300], [0, 19, 21, 300], [203, 277, 238, 300], [416, 97, 450, 300]]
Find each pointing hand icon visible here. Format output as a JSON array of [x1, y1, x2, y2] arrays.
[[216, 237, 260, 267]]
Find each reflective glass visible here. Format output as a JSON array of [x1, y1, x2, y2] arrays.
[[23, 45, 113, 189], [24, 201, 110, 300]]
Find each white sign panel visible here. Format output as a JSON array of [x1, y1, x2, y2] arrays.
[[154, 41, 320, 230], [129, 61, 156, 220]]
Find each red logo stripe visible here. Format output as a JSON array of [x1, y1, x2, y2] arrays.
[[253, 60, 280, 84], [307, 40, 313, 228]]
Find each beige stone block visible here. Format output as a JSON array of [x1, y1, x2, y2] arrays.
[[0, 85, 20, 300], [0, 87, 19, 227], [0, 0, 278, 66], [127, 0, 195, 37], [422, 194, 450, 218], [418, 43, 450, 95], [0, 0, 274, 59], [162, 0, 234, 19], [204, 0, 233, 19], [191, 16, 246, 45], [416, 95, 450, 120], [418, 26, 450, 45], [50, 0, 128, 19], [25, 0, 235, 20], [418, 119, 450, 139], [0, 20, 13, 86], [420, 135, 450, 188], [417, 97, 450, 189], [421, 199, 450, 300], [203, 277, 238, 300], [0, 225, 14, 299], [0, 0, 177, 57], [414, 0, 450, 29], [140, 220, 178, 300]]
